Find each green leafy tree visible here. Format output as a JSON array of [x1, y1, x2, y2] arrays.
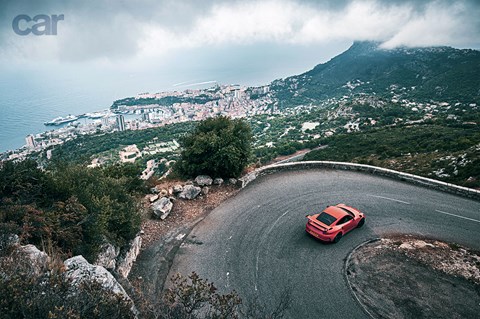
[[175, 116, 253, 178]]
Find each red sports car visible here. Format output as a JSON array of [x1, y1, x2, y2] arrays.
[[305, 204, 365, 243]]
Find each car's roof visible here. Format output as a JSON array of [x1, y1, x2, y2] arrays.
[[323, 206, 349, 219]]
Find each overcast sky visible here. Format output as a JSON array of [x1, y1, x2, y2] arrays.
[[1, 0, 479, 87]]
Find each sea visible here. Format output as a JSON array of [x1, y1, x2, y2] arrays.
[[0, 67, 270, 153], [0, 42, 350, 153]]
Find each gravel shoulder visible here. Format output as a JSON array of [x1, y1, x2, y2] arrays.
[[128, 181, 239, 302], [346, 235, 480, 319]]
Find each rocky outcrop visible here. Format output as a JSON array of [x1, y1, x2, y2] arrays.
[[195, 175, 213, 186], [15, 244, 49, 275], [178, 185, 202, 200], [152, 197, 173, 219], [65, 256, 128, 297], [95, 242, 119, 270], [65, 255, 139, 318], [116, 235, 142, 279]]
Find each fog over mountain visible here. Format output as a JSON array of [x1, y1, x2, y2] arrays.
[[1, 0, 479, 64]]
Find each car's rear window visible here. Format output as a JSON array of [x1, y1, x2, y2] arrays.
[[316, 212, 337, 226], [339, 207, 355, 217]]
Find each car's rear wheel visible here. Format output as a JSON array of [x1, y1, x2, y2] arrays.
[[357, 218, 365, 228], [333, 233, 342, 243]]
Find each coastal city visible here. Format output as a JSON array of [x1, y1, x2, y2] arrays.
[[2, 80, 477, 170], [2, 84, 275, 162]]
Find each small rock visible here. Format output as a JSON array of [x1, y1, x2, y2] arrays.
[[413, 240, 428, 248], [228, 178, 237, 185], [147, 194, 159, 203], [399, 243, 414, 250], [195, 175, 213, 186], [213, 178, 224, 186], [185, 180, 194, 185], [179, 185, 201, 200], [201, 186, 209, 196], [152, 197, 173, 219], [173, 184, 183, 194], [159, 189, 168, 197]]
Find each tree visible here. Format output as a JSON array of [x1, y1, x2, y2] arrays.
[[175, 116, 253, 178]]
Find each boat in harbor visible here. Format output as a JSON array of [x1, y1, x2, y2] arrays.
[[44, 114, 79, 126], [85, 111, 109, 119]]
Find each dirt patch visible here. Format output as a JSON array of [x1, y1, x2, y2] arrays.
[[346, 235, 480, 319], [129, 181, 240, 302], [140, 182, 239, 249]]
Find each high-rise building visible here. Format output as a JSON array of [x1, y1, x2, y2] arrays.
[[116, 115, 126, 131], [101, 116, 110, 127], [25, 134, 36, 148]]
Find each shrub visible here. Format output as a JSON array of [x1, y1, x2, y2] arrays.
[[0, 160, 141, 262], [175, 116, 253, 178]]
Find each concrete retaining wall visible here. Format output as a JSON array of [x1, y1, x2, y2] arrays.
[[239, 161, 480, 201]]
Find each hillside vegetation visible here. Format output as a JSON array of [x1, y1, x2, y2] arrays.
[[273, 41, 480, 107], [0, 160, 143, 261], [304, 124, 480, 188]]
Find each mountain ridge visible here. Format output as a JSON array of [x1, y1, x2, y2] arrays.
[[272, 41, 480, 106]]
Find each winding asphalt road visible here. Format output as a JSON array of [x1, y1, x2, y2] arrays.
[[168, 169, 480, 318]]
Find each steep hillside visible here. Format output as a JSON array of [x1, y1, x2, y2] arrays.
[[272, 41, 480, 107]]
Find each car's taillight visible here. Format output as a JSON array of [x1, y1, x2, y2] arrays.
[[323, 227, 333, 234]]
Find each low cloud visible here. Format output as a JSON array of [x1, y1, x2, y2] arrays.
[[1, 0, 479, 62]]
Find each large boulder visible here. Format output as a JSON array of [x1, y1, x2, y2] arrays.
[[195, 175, 213, 186], [64, 256, 126, 295], [152, 197, 173, 219], [64, 256, 136, 317], [178, 185, 202, 200], [116, 235, 142, 279], [95, 242, 119, 270]]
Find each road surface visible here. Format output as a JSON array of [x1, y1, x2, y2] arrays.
[[169, 169, 480, 318]]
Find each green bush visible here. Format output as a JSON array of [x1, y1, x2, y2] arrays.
[[175, 116, 253, 178], [0, 160, 141, 262]]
